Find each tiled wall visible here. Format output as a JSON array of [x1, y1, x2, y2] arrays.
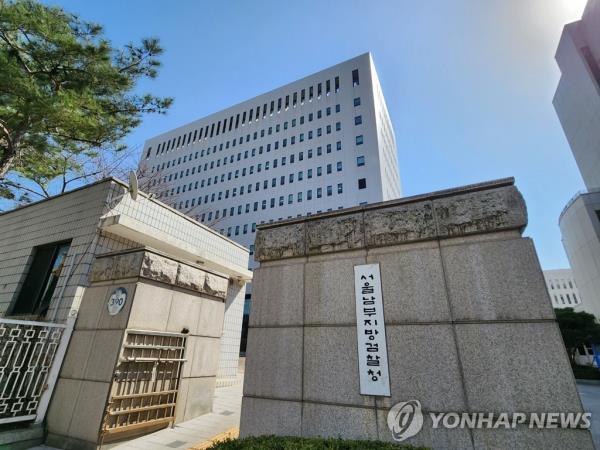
[[217, 281, 245, 385], [0, 181, 113, 322]]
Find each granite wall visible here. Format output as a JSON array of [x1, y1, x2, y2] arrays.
[[240, 178, 593, 449]]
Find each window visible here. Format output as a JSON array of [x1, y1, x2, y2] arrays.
[[357, 156, 365, 166], [337, 183, 343, 194], [327, 185, 333, 196], [352, 69, 360, 86], [356, 135, 364, 145], [336, 122, 341, 131], [12, 241, 71, 316], [358, 178, 367, 189], [337, 161, 342, 172], [354, 115, 362, 125], [317, 188, 322, 198]]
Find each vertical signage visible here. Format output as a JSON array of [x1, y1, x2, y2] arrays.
[[354, 263, 391, 397]]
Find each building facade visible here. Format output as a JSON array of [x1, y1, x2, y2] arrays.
[[559, 190, 600, 319], [554, 0, 600, 191], [554, 0, 600, 320], [140, 53, 401, 348], [542, 268, 583, 310]]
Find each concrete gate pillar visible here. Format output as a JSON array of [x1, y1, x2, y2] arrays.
[[240, 178, 593, 449], [46, 248, 232, 449]]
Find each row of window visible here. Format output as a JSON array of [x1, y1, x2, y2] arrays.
[[159, 152, 356, 196], [145, 69, 361, 158], [547, 278, 576, 290], [553, 293, 580, 305], [151, 104, 347, 164], [167, 166, 368, 212], [149, 135, 367, 200], [194, 180, 365, 223], [150, 134, 365, 198], [150, 119, 355, 177]]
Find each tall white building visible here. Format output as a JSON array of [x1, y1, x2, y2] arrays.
[[140, 53, 401, 351], [543, 268, 583, 310], [554, 0, 600, 192], [553, 0, 600, 319]]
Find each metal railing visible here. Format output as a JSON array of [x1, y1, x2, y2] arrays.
[[0, 318, 71, 425]]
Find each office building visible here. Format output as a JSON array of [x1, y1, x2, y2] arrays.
[[554, 0, 600, 191], [542, 268, 583, 310], [140, 53, 401, 350], [559, 191, 600, 318], [554, 0, 600, 319]]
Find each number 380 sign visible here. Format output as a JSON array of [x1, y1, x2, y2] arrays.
[[107, 287, 127, 315]]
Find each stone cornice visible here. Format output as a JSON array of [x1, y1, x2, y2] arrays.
[[254, 178, 527, 262]]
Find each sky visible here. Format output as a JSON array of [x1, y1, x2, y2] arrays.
[[42, 0, 588, 269]]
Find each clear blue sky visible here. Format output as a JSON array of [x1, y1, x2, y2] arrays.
[[44, 0, 587, 269]]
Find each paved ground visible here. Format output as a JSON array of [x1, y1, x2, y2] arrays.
[[577, 381, 600, 448], [111, 382, 243, 450], [29, 380, 244, 450]]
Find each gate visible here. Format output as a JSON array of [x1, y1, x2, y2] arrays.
[[101, 329, 187, 439], [0, 318, 71, 425]]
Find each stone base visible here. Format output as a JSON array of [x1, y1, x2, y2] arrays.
[[241, 178, 593, 449], [0, 424, 44, 450]]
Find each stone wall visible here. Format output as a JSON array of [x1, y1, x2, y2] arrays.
[[240, 178, 593, 449], [47, 249, 230, 450]]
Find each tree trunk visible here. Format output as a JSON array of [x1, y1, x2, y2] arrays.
[[0, 149, 16, 180]]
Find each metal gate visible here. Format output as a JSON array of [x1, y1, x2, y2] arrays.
[[0, 318, 70, 425], [101, 329, 187, 439]]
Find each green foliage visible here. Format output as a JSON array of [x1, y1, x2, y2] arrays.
[[572, 364, 600, 380], [207, 436, 425, 450], [555, 307, 600, 364], [0, 0, 172, 198]]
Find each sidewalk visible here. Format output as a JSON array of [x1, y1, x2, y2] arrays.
[[29, 380, 244, 450], [111, 381, 243, 450]]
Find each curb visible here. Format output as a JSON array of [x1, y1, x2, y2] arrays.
[[188, 427, 239, 450], [576, 379, 600, 385]]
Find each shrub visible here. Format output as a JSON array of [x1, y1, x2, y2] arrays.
[[208, 435, 426, 450], [572, 364, 600, 380]]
